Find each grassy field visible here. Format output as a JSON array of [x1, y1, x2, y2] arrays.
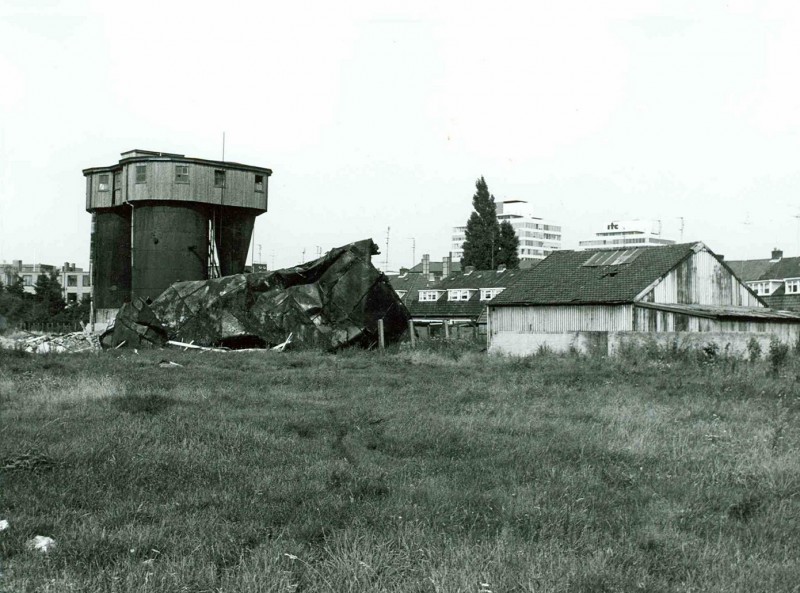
[[1, 341, 799, 592]]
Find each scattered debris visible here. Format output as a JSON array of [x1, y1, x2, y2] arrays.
[[157, 360, 183, 368], [26, 535, 56, 553], [0, 519, 8, 532], [0, 330, 100, 354], [271, 333, 293, 352], [166, 340, 227, 352]]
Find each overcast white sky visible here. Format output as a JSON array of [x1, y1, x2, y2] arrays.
[[2, 0, 800, 271]]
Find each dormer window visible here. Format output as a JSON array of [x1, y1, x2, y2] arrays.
[[748, 280, 781, 296], [447, 289, 475, 301], [419, 290, 443, 302], [480, 288, 504, 301], [786, 278, 800, 294]]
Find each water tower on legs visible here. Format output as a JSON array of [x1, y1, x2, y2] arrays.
[[84, 150, 272, 324]]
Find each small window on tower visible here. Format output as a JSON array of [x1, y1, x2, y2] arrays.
[[135, 165, 147, 184], [175, 165, 189, 184], [255, 174, 264, 192], [214, 170, 226, 187], [98, 174, 109, 191]]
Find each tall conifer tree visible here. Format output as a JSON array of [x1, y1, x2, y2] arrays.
[[497, 221, 520, 269], [462, 177, 500, 269]]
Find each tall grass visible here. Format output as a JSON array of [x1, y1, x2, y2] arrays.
[[1, 344, 798, 591]]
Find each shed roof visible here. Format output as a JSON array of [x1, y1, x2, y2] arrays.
[[491, 242, 702, 306], [635, 302, 800, 322]]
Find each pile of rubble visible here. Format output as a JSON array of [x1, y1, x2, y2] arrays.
[[0, 330, 101, 354]]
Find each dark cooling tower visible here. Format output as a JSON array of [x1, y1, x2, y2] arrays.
[[92, 209, 132, 309], [84, 150, 271, 318], [214, 206, 258, 277], [132, 203, 209, 301]]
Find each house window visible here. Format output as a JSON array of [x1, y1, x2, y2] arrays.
[[255, 174, 264, 192], [419, 290, 440, 302], [98, 174, 109, 191], [786, 279, 800, 294], [82, 275, 91, 287], [175, 165, 189, 184], [23, 275, 32, 286], [135, 165, 147, 184], [214, 170, 226, 187], [447, 289, 472, 301], [67, 275, 77, 287], [481, 288, 504, 301]]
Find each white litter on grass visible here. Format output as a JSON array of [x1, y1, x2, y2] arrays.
[[26, 535, 56, 553], [0, 519, 9, 531]]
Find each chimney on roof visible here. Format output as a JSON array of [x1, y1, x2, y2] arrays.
[[497, 264, 507, 272], [422, 253, 430, 276], [771, 248, 783, 262], [442, 255, 451, 278]]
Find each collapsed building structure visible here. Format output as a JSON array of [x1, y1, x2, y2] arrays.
[[104, 239, 411, 351]]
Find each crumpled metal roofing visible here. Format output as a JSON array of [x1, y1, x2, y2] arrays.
[[106, 239, 411, 350]]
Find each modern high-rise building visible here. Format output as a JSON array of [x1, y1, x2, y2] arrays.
[[451, 200, 562, 267], [578, 220, 676, 250]]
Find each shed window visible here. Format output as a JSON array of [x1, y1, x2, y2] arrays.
[[98, 174, 109, 191], [135, 165, 147, 184], [175, 165, 190, 184], [214, 170, 226, 188], [255, 174, 264, 192]]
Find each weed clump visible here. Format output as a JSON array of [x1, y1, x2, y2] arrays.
[[768, 337, 790, 376], [747, 337, 762, 362]]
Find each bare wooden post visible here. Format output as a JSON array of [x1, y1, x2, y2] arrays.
[[378, 318, 385, 351], [444, 320, 450, 340], [408, 319, 416, 348]]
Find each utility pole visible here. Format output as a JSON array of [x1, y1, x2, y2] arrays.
[[384, 226, 391, 271]]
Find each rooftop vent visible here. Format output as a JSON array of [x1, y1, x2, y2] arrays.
[[771, 248, 783, 263]]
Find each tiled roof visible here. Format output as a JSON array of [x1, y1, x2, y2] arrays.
[[435, 266, 534, 290], [386, 273, 439, 304], [725, 259, 775, 282], [407, 260, 462, 274], [491, 243, 701, 306], [403, 266, 538, 320], [727, 256, 800, 282]]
